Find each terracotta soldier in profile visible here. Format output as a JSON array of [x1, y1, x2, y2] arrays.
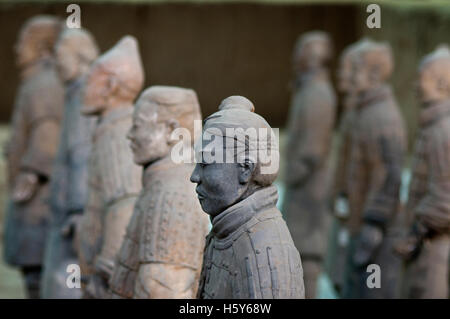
[[344, 39, 407, 299], [109, 86, 210, 299], [192, 96, 305, 299], [395, 46, 450, 299], [41, 28, 99, 299], [3, 15, 64, 299], [282, 31, 336, 298], [75, 36, 143, 298]]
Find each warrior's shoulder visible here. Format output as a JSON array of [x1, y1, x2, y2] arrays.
[[239, 208, 296, 249]]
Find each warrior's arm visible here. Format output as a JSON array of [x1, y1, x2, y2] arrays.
[[108, 206, 141, 299], [21, 119, 60, 177], [75, 182, 104, 278], [414, 131, 450, 234], [20, 85, 62, 178], [67, 142, 92, 213], [363, 134, 404, 229], [12, 119, 61, 203], [333, 110, 354, 199], [285, 91, 335, 187], [354, 132, 405, 266]]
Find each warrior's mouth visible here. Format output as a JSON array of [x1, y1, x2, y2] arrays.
[[196, 188, 206, 200], [129, 142, 138, 151]]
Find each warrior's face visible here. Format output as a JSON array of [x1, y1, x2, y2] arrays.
[[15, 32, 41, 69], [55, 31, 98, 83], [190, 162, 243, 217], [351, 59, 373, 93], [127, 102, 172, 166], [190, 136, 255, 217], [417, 61, 450, 105], [293, 36, 330, 75]]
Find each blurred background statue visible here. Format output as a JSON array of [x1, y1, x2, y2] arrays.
[[109, 86, 210, 299], [3, 15, 64, 299], [395, 45, 450, 299], [282, 31, 336, 298], [75, 35, 143, 298], [343, 39, 407, 299], [41, 27, 99, 299], [325, 41, 359, 295], [192, 96, 305, 299]]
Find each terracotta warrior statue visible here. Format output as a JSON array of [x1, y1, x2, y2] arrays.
[[333, 41, 360, 206], [343, 39, 407, 299], [192, 96, 305, 299], [325, 41, 359, 294], [395, 46, 450, 299], [41, 28, 99, 299], [75, 36, 143, 298], [109, 86, 210, 299], [282, 31, 336, 298], [3, 15, 64, 299]]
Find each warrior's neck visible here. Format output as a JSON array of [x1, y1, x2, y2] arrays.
[[210, 185, 279, 239], [101, 102, 134, 118], [420, 98, 450, 127], [142, 155, 178, 187], [356, 84, 391, 108]]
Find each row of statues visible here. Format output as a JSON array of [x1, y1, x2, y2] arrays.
[[2, 14, 449, 299], [3, 15, 304, 299], [284, 32, 449, 299]]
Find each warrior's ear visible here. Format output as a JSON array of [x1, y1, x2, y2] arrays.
[[166, 118, 180, 143], [100, 75, 119, 99], [238, 160, 256, 185], [107, 76, 120, 95]]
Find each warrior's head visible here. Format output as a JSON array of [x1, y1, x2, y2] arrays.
[[417, 45, 450, 106], [82, 35, 144, 116], [292, 31, 332, 75], [127, 85, 201, 166], [190, 96, 279, 217], [55, 28, 99, 83], [351, 38, 393, 94], [15, 15, 63, 69]]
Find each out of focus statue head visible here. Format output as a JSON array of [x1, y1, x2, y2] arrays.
[[293, 31, 333, 74], [337, 42, 359, 94], [190, 96, 279, 217], [82, 35, 144, 116], [127, 85, 202, 166], [55, 28, 99, 83], [15, 15, 63, 69], [352, 38, 393, 94], [417, 45, 450, 106]]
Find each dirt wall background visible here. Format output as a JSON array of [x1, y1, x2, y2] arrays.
[[0, 3, 359, 127]]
